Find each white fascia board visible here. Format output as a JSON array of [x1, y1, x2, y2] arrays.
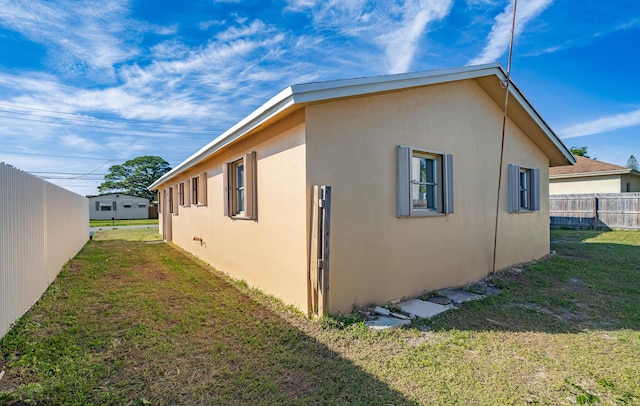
[[149, 87, 296, 190], [290, 63, 503, 104]]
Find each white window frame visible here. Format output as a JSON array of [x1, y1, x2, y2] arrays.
[[191, 176, 199, 205], [178, 182, 185, 206], [190, 172, 207, 206], [397, 146, 454, 217], [233, 159, 245, 216], [169, 186, 176, 214], [508, 164, 540, 213], [223, 151, 257, 220]]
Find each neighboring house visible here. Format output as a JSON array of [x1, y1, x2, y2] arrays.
[[87, 193, 149, 220], [549, 156, 640, 194], [149, 63, 574, 315]]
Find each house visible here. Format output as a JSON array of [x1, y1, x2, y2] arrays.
[[149, 63, 574, 315], [87, 193, 149, 220], [549, 156, 640, 194]]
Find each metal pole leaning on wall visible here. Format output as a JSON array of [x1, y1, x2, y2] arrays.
[[308, 185, 331, 317], [319, 186, 331, 315]]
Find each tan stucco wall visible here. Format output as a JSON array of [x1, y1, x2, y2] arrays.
[[549, 176, 621, 195], [305, 80, 551, 313], [620, 174, 640, 192], [156, 110, 310, 313]]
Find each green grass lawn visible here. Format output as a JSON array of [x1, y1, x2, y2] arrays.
[[90, 218, 158, 227], [1, 229, 639, 404]]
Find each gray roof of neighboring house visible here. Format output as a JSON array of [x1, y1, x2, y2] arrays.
[[150, 63, 575, 190], [87, 193, 149, 200]]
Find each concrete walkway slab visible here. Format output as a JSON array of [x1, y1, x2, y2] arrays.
[[439, 288, 483, 304], [398, 299, 449, 319], [365, 316, 411, 330]]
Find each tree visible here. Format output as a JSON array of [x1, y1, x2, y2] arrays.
[[98, 156, 170, 201], [627, 155, 639, 171], [569, 146, 591, 158]]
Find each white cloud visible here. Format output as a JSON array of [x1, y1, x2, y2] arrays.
[[59, 133, 103, 151], [286, 0, 453, 74], [216, 20, 268, 42], [377, 0, 453, 74], [559, 109, 640, 139], [468, 0, 553, 65], [0, 0, 135, 80], [199, 19, 226, 30]]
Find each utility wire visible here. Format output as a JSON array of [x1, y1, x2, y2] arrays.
[[0, 150, 120, 160], [0, 113, 222, 137], [491, 0, 518, 276], [29, 171, 110, 175], [0, 102, 229, 132]]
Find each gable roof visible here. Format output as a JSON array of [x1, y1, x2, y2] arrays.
[[150, 63, 575, 190], [549, 156, 640, 179]]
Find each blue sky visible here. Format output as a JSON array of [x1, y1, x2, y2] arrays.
[[0, 0, 639, 196]]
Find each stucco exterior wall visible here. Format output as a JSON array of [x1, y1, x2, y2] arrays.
[[305, 80, 551, 313], [157, 110, 310, 313], [549, 176, 621, 195], [620, 174, 640, 192]]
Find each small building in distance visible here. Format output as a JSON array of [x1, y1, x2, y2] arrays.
[[549, 156, 640, 194], [87, 193, 149, 220]]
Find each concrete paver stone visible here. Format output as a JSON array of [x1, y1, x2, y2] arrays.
[[438, 288, 484, 304], [398, 299, 449, 319], [365, 316, 412, 330]]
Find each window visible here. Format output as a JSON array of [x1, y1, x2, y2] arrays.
[[178, 182, 185, 206], [224, 152, 256, 219], [191, 176, 199, 204], [627, 182, 631, 193], [138, 203, 147, 208], [123, 201, 132, 208], [234, 160, 245, 215], [508, 164, 540, 212], [191, 172, 207, 205], [397, 146, 453, 217], [169, 186, 175, 214], [96, 201, 115, 211]]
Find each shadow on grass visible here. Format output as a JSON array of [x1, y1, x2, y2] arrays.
[[0, 240, 415, 405], [426, 229, 640, 334]]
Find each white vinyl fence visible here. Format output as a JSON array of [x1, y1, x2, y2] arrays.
[[1, 163, 89, 338]]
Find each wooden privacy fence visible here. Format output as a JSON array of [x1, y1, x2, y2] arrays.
[[1, 163, 89, 338], [550, 193, 640, 230]]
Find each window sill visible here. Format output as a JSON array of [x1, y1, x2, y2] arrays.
[[231, 215, 254, 221], [195, 204, 207, 207], [406, 211, 446, 218]]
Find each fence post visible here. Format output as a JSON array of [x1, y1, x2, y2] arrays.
[[592, 196, 599, 230]]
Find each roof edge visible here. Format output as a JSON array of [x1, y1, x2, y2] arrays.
[[550, 169, 636, 179], [150, 63, 575, 189], [149, 87, 295, 190]]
